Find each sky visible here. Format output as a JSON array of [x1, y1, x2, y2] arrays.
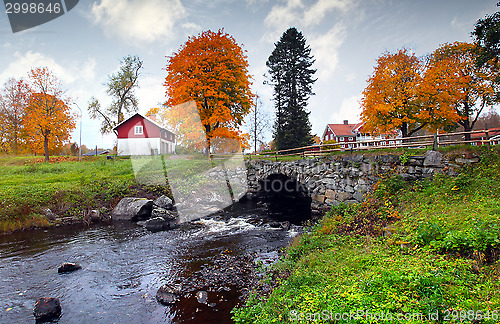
[[0, 0, 499, 150]]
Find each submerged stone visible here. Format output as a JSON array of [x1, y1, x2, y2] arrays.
[[156, 284, 182, 305], [144, 216, 178, 232], [58, 262, 81, 273], [196, 291, 208, 304], [33, 297, 61, 322]]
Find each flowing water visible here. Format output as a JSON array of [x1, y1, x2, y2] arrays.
[[0, 200, 307, 323]]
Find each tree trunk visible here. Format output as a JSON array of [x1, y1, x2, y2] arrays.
[[13, 132, 18, 155], [462, 102, 472, 142], [401, 122, 408, 138], [463, 120, 472, 142], [43, 132, 50, 162], [206, 137, 211, 157]]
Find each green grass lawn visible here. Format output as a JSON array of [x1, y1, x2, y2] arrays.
[[232, 147, 500, 323], [0, 156, 139, 232], [0, 154, 242, 232]]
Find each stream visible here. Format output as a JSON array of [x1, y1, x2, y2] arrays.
[[0, 199, 309, 323]]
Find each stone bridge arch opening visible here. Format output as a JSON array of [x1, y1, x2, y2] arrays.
[[257, 173, 311, 224]]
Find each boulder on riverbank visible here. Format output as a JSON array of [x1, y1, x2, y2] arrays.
[[42, 208, 57, 222], [58, 262, 81, 273], [111, 198, 154, 221], [33, 297, 61, 322], [151, 208, 177, 220], [154, 195, 173, 210]]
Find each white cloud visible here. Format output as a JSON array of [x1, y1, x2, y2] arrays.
[[328, 94, 361, 124], [0, 51, 96, 86], [450, 16, 469, 32], [304, 0, 353, 26], [136, 76, 166, 114], [264, 0, 303, 35], [181, 22, 202, 33], [309, 22, 346, 79], [264, 0, 355, 35], [246, 0, 269, 6], [91, 0, 186, 44]]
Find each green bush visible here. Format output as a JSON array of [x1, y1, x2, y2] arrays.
[[416, 223, 445, 246]]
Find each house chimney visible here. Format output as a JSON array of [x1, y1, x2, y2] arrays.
[[343, 120, 348, 125], [147, 114, 157, 122]]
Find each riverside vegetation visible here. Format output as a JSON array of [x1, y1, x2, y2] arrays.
[[232, 146, 500, 323]]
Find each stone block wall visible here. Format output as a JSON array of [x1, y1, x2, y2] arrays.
[[245, 150, 471, 215]]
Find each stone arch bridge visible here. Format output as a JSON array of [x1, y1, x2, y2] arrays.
[[244, 151, 461, 215]]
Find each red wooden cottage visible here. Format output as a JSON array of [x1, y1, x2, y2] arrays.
[[113, 113, 176, 156], [322, 120, 401, 149], [470, 127, 500, 146]]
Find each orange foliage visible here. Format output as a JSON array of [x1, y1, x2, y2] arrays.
[[24, 156, 84, 165], [0, 78, 30, 154], [162, 29, 254, 151], [23, 67, 76, 161], [422, 42, 499, 136], [360, 48, 458, 137]]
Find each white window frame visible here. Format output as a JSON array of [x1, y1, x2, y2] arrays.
[[134, 125, 143, 135]]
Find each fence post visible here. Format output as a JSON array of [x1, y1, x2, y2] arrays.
[[486, 130, 490, 150], [275, 150, 278, 162], [433, 133, 438, 151]]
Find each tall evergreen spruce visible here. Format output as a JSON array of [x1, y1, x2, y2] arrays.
[[266, 27, 316, 150]]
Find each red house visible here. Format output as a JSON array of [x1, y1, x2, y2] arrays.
[[322, 120, 401, 149], [470, 127, 500, 146], [113, 113, 176, 156]]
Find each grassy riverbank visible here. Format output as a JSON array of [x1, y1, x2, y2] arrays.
[[0, 154, 239, 233], [233, 147, 500, 323], [0, 156, 168, 233]]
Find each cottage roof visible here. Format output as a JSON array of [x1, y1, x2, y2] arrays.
[[113, 113, 172, 133], [326, 123, 357, 136], [83, 150, 110, 156]]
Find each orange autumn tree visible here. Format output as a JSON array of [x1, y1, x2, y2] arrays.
[[360, 48, 457, 138], [0, 78, 30, 154], [24, 67, 76, 161], [162, 29, 254, 153], [423, 42, 499, 141]]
